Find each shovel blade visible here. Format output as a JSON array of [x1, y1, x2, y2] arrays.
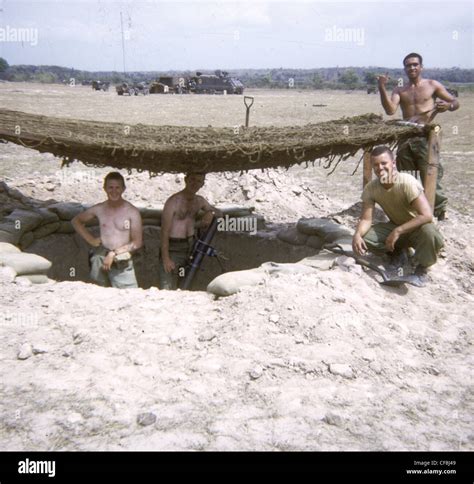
[[380, 275, 426, 288]]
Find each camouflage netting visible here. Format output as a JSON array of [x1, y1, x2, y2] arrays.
[[0, 109, 430, 175]]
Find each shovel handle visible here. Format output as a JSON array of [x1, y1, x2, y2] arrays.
[[244, 96, 254, 109], [324, 244, 389, 281]]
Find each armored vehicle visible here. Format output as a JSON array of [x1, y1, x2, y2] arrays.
[[189, 70, 244, 94]]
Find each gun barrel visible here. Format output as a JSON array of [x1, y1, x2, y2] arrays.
[[180, 217, 218, 290]]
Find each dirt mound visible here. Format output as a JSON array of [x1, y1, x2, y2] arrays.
[[0, 183, 472, 451]]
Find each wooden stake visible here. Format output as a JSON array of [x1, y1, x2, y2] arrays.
[[362, 149, 372, 188], [424, 126, 441, 212]]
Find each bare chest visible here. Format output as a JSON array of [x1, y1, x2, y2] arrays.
[[400, 83, 435, 107], [98, 207, 132, 232], [175, 198, 200, 220]]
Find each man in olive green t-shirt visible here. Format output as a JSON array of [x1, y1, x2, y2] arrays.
[[353, 145, 444, 277]]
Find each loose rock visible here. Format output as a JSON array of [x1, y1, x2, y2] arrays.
[[17, 343, 33, 360], [198, 330, 217, 342], [137, 412, 157, 426], [249, 366, 264, 380], [329, 363, 355, 379]]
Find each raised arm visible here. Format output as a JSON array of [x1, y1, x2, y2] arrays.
[[71, 206, 101, 247], [352, 201, 375, 255], [377, 74, 400, 115]]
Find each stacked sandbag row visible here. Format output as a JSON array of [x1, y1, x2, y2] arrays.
[[207, 250, 341, 297], [0, 201, 265, 248], [207, 217, 355, 297], [0, 190, 265, 285], [277, 217, 353, 253], [0, 242, 53, 285]]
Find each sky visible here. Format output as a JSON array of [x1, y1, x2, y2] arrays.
[[0, 0, 472, 71]]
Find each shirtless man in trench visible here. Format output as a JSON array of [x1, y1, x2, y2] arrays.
[[377, 52, 460, 219], [159, 172, 221, 290], [72, 172, 143, 288]]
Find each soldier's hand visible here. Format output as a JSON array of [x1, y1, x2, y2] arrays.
[[163, 258, 176, 273], [102, 251, 115, 271], [376, 73, 390, 87], [434, 100, 450, 113], [385, 229, 401, 253], [352, 234, 368, 256]]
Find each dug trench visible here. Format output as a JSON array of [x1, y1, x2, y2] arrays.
[[26, 224, 319, 291], [0, 182, 358, 290]]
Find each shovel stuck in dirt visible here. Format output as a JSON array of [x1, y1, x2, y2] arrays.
[[325, 244, 426, 288]]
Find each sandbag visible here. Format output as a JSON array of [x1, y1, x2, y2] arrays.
[[15, 274, 51, 284], [260, 261, 315, 275], [4, 209, 43, 232], [277, 227, 308, 246], [297, 218, 352, 242], [142, 218, 160, 226], [0, 265, 17, 282], [19, 232, 35, 250], [34, 208, 60, 225], [56, 221, 76, 234], [0, 242, 21, 254], [207, 268, 267, 297], [0, 252, 52, 275], [306, 235, 324, 249], [327, 236, 354, 255], [221, 206, 255, 217], [139, 208, 163, 220], [297, 250, 339, 271], [33, 222, 60, 239], [0, 209, 44, 243], [47, 202, 85, 220], [0, 229, 17, 244]]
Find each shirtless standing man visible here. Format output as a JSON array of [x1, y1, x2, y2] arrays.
[[377, 53, 460, 220], [72, 172, 143, 288], [159, 172, 221, 290]]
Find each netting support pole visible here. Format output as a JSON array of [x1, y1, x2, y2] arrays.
[[362, 149, 372, 188], [424, 125, 441, 213]]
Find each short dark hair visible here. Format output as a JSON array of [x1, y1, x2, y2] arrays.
[[403, 53, 423, 66], [370, 145, 394, 159], [104, 171, 125, 188]]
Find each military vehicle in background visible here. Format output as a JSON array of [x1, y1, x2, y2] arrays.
[[150, 76, 187, 94], [189, 70, 244, 94], [91, 80, 110, 91], [115, 82, 150, 96]]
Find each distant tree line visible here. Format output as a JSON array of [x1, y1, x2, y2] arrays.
[[0, 58, 473, 91]]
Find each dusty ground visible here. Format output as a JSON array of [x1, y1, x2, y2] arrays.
[[0, 83, 472, 451]]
